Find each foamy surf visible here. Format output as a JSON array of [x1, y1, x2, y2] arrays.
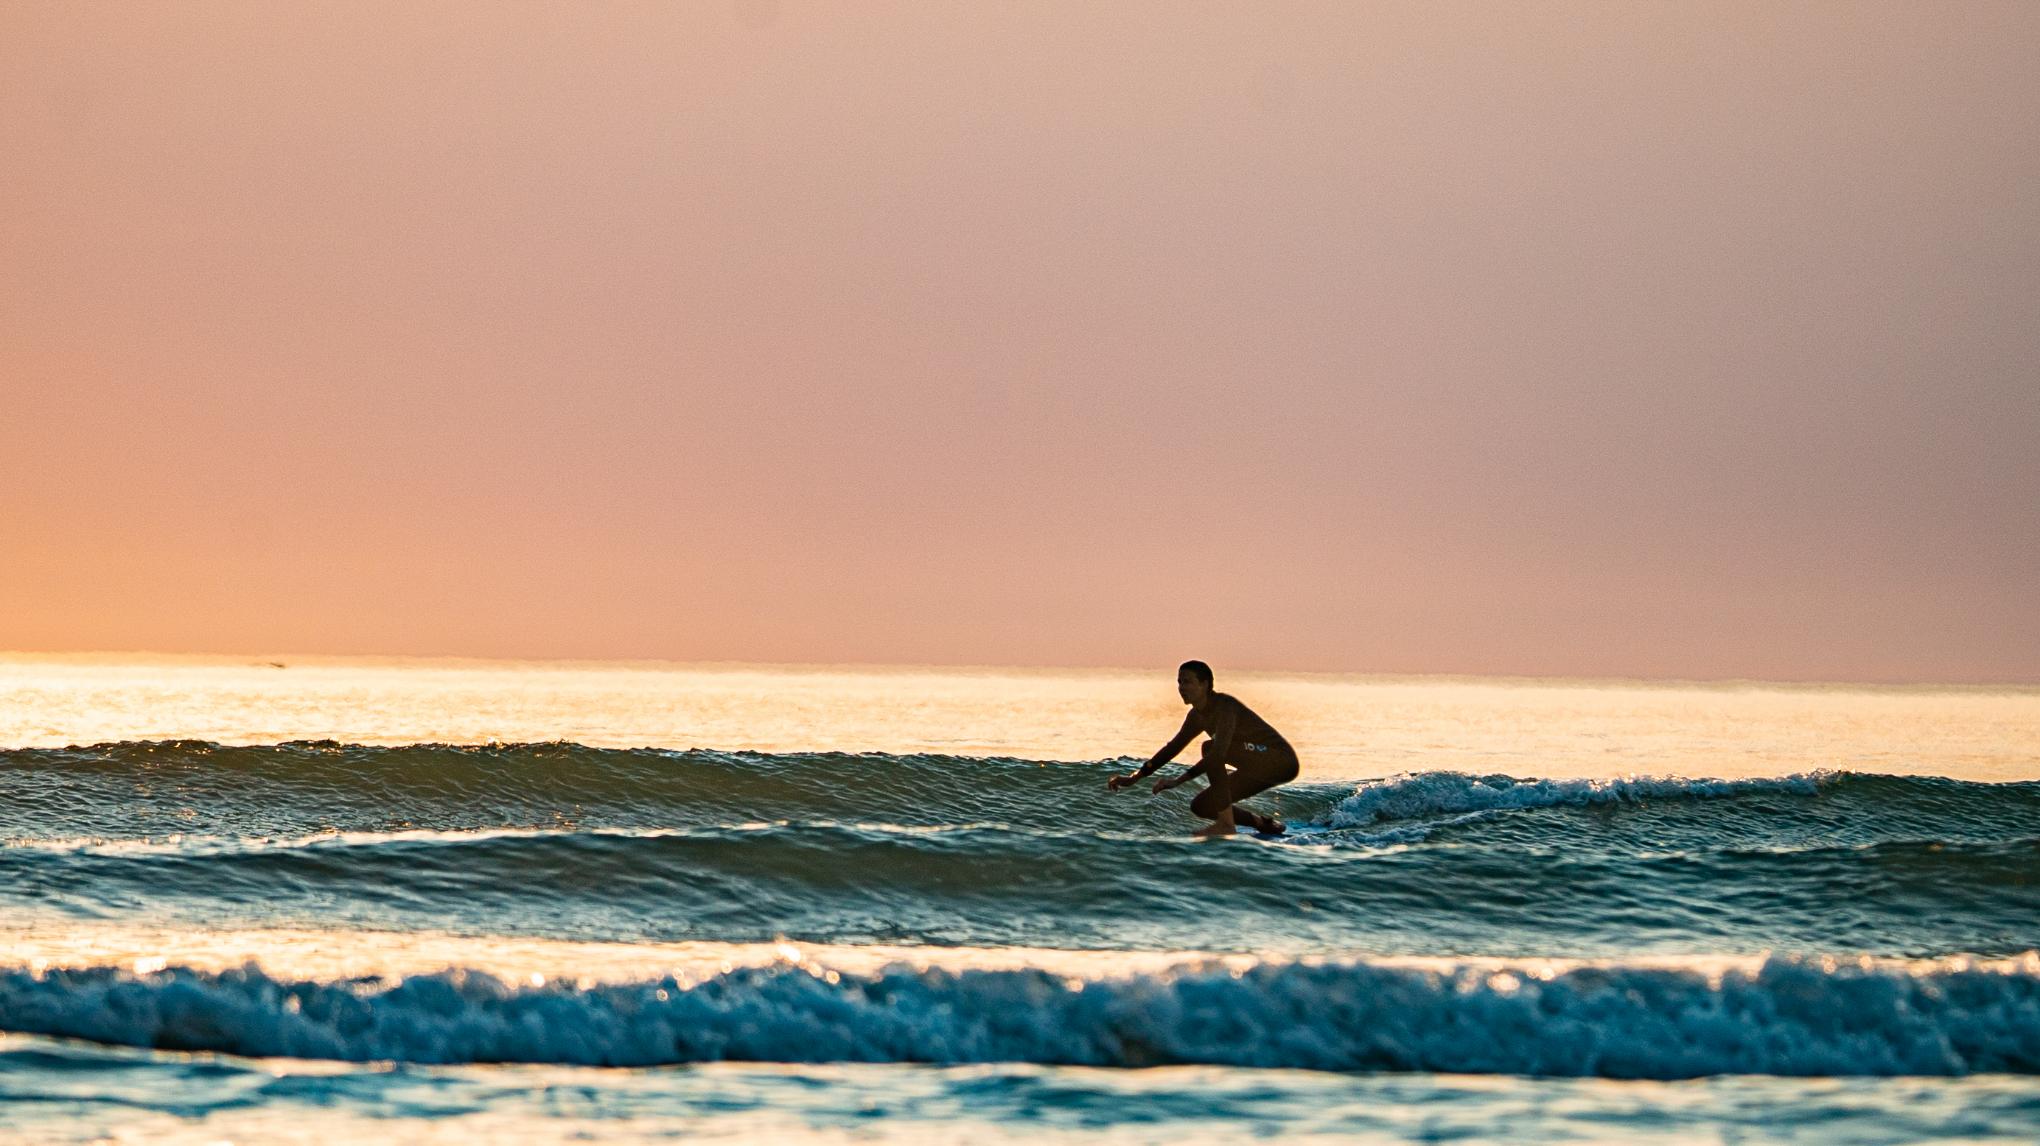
[[5, 952, 2037, 1077]]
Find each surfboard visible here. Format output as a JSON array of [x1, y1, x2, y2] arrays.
[[1241, 821, 1335, 843]]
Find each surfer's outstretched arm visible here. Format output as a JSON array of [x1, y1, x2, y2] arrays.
[[1108, 713, 1198, 791], [1166, 752, 1220, 784]]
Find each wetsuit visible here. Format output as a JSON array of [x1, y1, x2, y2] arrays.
[[1134, 692, 1300, 830]]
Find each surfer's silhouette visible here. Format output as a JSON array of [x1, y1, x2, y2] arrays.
[[1108, 661, 1297, 838]]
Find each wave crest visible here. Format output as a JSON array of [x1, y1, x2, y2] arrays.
[[1329, 771, 1833, 832], [6, 954, 2038, 1077]]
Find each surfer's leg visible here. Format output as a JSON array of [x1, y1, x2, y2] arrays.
[[1214, 747, 1300, 835], [1191, 778, 1267, 832], [1187, 741, 1238, 837]]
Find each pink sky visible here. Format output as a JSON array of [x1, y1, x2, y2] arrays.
[[4, 1, 2036, 682]]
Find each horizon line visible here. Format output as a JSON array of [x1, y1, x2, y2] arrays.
[[5, 646, 2036, 695]]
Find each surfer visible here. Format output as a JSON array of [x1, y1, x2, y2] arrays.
[[1108, 660, 1297, 838]]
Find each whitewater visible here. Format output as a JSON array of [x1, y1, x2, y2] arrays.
[[2, 656, 2037, 1143]]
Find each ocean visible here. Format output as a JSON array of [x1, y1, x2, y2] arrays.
[[1, 654, 2036, 1143]]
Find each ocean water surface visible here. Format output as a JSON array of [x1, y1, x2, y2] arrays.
[[1, 654, 2037, 1143]]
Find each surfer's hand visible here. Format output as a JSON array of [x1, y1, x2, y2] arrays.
[[1107, 773, 1138, 792], [1151, 774, 1181, 794]]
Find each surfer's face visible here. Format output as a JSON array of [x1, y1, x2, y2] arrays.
[[1177, 670, 1209, 706]]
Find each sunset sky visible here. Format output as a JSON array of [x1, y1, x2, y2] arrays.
[[4, 1, 2036, 683]]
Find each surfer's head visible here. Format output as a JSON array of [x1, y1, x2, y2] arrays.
[[1177, 660, 1213, 706]]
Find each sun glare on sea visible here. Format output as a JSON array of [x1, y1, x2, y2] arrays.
[[2, 652, 2034, 781]]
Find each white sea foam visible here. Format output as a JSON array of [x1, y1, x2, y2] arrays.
[[4, 952, 2035, 1078], [1327, 771, 1835, 835]]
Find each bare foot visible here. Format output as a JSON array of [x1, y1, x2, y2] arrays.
[[1191, 820, 1235, 839], [1260, 816, 1287, 837]]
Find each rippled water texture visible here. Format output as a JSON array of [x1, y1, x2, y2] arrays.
[[2, 656, 2037, 1142]]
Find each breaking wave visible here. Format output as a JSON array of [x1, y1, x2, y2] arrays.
[[5, 954, 2037, 1078]]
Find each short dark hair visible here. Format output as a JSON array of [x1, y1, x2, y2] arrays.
[[1177, 660, 1213, 686]]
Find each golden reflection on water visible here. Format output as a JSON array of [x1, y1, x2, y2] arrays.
[[2, 652, 2036, 781], [0, 921, 1247, 985], [10, 918, 2034, 988]]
